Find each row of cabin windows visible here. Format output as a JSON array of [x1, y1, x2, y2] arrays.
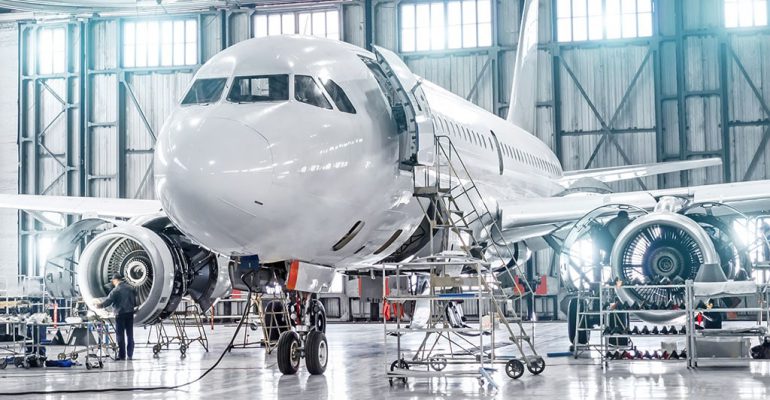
[[434, 115, 560, 176]]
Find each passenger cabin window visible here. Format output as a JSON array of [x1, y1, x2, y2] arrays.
[[321, 78, 356, 114], [181, 78, 227, 105], [228, 75, 289, 103], [295, 75, 332, 109]]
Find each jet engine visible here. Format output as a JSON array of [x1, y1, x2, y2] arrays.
[[609, 211, 719, 317], [78, 217, 226, 325], [561, 198, 757, 341]]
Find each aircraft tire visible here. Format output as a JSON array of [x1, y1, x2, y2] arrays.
[[277, 331, 301, 375], [305, 330, 328, 375]]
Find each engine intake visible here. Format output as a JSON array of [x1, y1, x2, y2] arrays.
[[610, 211, 722, 321], [78, 218, 223, 325]]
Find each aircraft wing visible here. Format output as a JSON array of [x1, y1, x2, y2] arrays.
[[0, 194, 162, 219], [498, 180, 770, 241], [558, 158, 722, 185]]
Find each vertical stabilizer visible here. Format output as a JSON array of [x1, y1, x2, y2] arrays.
[[506, 0, 539, 133]]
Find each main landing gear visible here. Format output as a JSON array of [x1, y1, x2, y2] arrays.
[[276, 294, 328, 375]]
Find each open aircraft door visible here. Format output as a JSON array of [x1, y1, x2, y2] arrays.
[[372, 45, 435, 168]]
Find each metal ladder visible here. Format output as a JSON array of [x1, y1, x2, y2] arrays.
[[254, 293, 293, 354], [410, 133, 542, 369]]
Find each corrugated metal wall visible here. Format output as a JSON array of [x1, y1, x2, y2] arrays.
[[0, 22, 18, 292], [8, 0, 770, 284], [374, 0, 518, 116]]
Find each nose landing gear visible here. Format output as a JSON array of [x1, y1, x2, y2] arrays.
[[276, 294, 329, 375]]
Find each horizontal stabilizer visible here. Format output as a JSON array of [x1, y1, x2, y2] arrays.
[[559, 158, 722, 186]]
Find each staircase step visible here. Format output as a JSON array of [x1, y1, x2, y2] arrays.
[[413, 186, 451, 196]]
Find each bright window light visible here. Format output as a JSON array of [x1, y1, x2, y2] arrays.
[[400, 0, 493, 53], [38, 27, 66, 74], [254, 10, 340, 40], [123, 19, 198, 68], [558, 0, 653, 42], [725, 0, 768, 28]]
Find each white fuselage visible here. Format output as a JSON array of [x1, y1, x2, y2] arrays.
[[154, 36, 565, 268]]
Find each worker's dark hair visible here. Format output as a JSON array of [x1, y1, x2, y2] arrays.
[[112, 273, 124, 281]]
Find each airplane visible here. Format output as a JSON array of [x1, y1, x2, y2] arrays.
[[2, 0, 770, 375]]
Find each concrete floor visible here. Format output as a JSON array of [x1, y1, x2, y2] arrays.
[[1, 321, 770, 399]]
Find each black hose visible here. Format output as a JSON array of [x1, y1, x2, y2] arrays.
[[0, 271, 259, 396]]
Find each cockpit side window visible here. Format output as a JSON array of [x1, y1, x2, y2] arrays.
[[295, 75, 333, 109], [227, 75, 289, 103], [181, 78, 227, 105], [320, 78, 356, 114]]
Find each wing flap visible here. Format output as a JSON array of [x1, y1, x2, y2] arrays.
[[500, 179, 770, 232], [559, 158, 722, 185]]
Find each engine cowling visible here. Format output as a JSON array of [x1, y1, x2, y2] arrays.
[[78, 218, 225, 325]]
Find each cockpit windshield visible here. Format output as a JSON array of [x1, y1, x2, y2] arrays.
[[181, 78, 227, 105], [227, 74, 289, 103]]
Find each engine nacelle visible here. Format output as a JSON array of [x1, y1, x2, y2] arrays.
[[78, 217, 225, 325], [609, 211, 722, 322]]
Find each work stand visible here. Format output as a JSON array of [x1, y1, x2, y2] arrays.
[[147, 304, 209, 358], [230, 292, 292, 354]]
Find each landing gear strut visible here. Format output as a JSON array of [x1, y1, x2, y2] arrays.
[[276, 294, 329, 375]]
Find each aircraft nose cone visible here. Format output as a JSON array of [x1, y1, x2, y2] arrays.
[[155, 116, 274, 252]]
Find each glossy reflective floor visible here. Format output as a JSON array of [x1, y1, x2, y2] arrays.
[[2, 321, 770, 399]]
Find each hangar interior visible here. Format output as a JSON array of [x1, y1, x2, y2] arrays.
[[1, 0, 770, 398]]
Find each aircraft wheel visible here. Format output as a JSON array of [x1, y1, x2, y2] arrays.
[[505, 359, 525, 379], [305, 330, 328, 375], [277, 331, 301, 375], [310, 300, 327, 333], [526, 357, 546, 375], [568, 298, 590, 345]]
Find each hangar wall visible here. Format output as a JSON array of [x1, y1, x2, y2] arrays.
[[0, 21, 18, 292], [8, 0, 770, 299]]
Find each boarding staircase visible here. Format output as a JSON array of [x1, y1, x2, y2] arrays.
[[409, 134, 540, 363], [372, 45, 545, 383]]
